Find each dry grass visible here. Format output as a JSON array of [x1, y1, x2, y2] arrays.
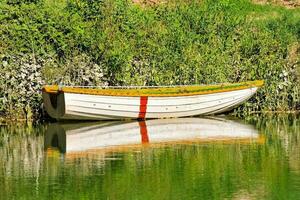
[[288, 43, 300, 64], [253, 0, 300, 9], [132, 0, 300, 8], [132, 0, 167, 6]]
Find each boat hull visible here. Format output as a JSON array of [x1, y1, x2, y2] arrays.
[[43, 87, 258, 120]]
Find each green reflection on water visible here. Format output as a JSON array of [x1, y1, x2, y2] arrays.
[[0, 116, 299, 200]]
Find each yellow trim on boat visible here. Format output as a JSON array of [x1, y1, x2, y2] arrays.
[[42, 80, 264, 97]]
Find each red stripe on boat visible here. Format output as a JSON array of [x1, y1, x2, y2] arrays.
[[138, 96, 148, 119], [138, 121, 149, 144]]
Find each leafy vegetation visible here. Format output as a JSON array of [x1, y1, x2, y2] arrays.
[[0, 0, 299, 120]]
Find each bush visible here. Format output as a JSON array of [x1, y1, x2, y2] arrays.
[[0, 0, 299, 120]]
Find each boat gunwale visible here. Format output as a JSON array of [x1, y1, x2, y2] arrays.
[[42, 80, 264, 97]]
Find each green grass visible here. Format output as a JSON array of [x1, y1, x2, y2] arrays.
[[0, 0, 299, 119]]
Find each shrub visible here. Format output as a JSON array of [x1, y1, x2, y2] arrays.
[[0, 0, 299, 120]]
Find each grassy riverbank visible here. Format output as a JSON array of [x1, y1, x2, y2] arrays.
[[0, 0, 299, 120]]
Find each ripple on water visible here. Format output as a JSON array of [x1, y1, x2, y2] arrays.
[[0, 116, 299, 199]]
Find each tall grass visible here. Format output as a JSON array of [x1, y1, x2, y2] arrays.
[[0, 0, 299, 119]]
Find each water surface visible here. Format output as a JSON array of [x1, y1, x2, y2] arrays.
[[0, 116, 299, 200]]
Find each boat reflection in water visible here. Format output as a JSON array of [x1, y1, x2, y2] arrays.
[[44, 118, 263, 155]]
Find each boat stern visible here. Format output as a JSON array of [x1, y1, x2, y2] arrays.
[[42, 89, 66, 120]]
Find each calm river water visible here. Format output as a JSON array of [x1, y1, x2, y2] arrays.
[[0, 115, 299, 200]]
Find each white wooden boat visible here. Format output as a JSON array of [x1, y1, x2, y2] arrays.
[[42, 80, 263, 120], [44, 118, 263, 153]]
